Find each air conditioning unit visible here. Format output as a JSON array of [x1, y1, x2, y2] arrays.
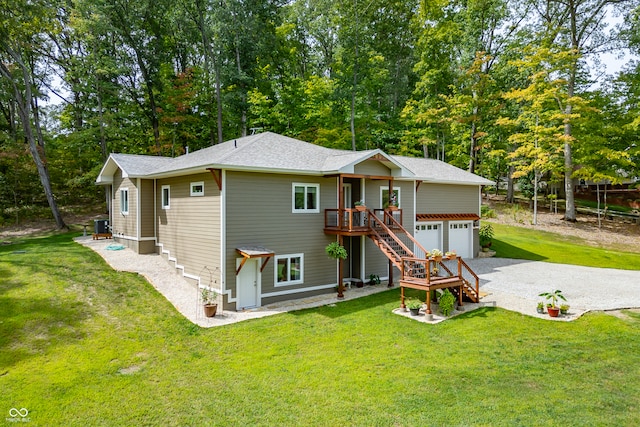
[[94, 219, 109, 234]]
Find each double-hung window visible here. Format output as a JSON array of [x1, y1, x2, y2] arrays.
[[275, 254, 303, 286], [161, 185, 170, 209], [120, 189, 129, 215], [293, 183, 319, 213]]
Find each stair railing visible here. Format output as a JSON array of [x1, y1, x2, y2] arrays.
[[368, 212, 416, 261], [372, 210, 429, 260]]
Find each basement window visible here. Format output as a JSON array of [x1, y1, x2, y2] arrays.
[[275, 254, 303, 286]]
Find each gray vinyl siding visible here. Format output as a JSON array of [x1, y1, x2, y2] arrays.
[[156, 173, 221, 286], [140, 179, 154, 238], [416, 183, 480, 257], [354, 159, 392, 176], [111, 171, 138, 239], [225, 172, 337, 306], [416, 184, 479, 214]]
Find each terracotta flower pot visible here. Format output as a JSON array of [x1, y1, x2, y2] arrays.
[[204, 304, 218, 317], [547, 306, 560, 317]]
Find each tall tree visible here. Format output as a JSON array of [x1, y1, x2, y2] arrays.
[[531, 0, 637, 221], [0, 0, 66, 229]]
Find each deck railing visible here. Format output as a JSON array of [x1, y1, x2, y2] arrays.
[[324, 208, 370, 232], [401, 255, 479, 301]]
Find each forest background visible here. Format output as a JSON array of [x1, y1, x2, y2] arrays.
[[2, 0, 640, 229]]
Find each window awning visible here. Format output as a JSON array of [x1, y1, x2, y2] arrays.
[[236, 246, 275, 275], [415, 213, 480, 221]]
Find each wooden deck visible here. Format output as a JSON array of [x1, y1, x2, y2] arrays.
[[323, 208, 402, 236], [400, 256, 479, 315]]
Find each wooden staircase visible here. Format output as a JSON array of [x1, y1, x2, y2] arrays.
[[366, 209, 480, 305]]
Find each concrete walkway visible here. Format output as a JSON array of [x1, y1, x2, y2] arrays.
[[75, 237, 640, 327]]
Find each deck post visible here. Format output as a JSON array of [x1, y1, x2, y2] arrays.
[[337, 234, 345, 299], [388, 259, 393, 287]]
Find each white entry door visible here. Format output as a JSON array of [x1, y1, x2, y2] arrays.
[[449, 221, 473, 259], [415, 222, 443, 254], [236, 258, 259, 309]]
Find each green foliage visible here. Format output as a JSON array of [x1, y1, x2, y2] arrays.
[[2, 0, 639, 223], [405, 298, 422, 310], [481, 204, 496, 218], [479, 223, 494, 247], [325, 241, 348, 260], [438, 289, 455, 316]]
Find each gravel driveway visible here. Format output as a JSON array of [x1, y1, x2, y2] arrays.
[[465, 257, 640, 313]]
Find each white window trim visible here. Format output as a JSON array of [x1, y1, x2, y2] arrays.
[[380, 186, 401, 208], [161, 185, 171, 210], [190, 181, 204, 197], [120, 188, 129, 215], [292, 183, 320, 213], [274, 253, 304, 286]]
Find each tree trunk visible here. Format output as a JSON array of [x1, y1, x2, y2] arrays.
[[0, 51, 66, 229], [563, 105, 576, 222], [468, 103, 478, 174], [507, 164, 515, 203]]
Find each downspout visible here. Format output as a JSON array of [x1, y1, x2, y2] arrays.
[[136, 178, 141, 244], [360, 177, 366, 282], [220, 170, 227, 299], [153, 179, 157, 250], [388, 178, 393, 286]]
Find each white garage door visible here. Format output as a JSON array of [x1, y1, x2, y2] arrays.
[[449, 221, 473, 259], [415, 222, 443, 255]]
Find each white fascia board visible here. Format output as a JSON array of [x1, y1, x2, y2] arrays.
[[95, 156, 126, 184], [413, 178, 496, 186]]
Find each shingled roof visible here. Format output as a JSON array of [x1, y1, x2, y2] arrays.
[[97, 132, 493, 186]]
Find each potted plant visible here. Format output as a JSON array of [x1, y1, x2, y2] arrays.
[[560, 304, 570, 315], [385, 193, 398, 210], [201, 288, 218, 317], [368, 273, 381, 285], [430, 248, 443, 262], [536, 301, 545, 314], [445, 250, 457, 260], [326, 241, 348, 298], [479, 223, 494, 251], [406, 298, 422, 316], [438, 289, 456, 316], [539, 289, 566, 318], [354, 200, 366, 211]]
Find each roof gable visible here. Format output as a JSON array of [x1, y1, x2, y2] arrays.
[[95, 132, 492, 186]]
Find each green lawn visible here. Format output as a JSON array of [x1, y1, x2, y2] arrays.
[[488, 222, 640, 270], [1, 231, 640, 426]]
